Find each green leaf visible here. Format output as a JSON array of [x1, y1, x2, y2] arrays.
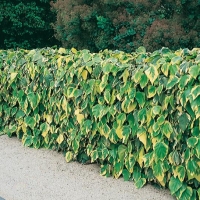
[[140, 74, 148, 88], [198, 188, 200, 199], [152, 106, 161, 115], [114, 162, 123, 179], [40, 122, 49, 138], [24, 116, 36, 130], [102, 62, 117, 74], [91, 149, 98, 163], [161, 121, 173, 139], [138, 108, 147, 124], [186, 160, 198, 175], [82, 52, 91, 62], [128, 88, 136, 100], [135, 178, 146, 189], [135, 92, 145, 107], [178, 113, 189, 132], [154, 142, 168, 161], [122, 126, 131, 144], [15, 109, 25, 119], [72, 139, 79, 153], [92, 104, 105, 120], [145, 64, 159, 84], [27, 92, 40, 110], [175, 165, 186, 182], [191, 85, 200, 100], [147, 85, 156, 98], [178, 75, 191, 89], [152, 160, 163, 177], [157, 115, 165, 125], [122, 169, 131, 181], [180, 186, 193, 200], [118, 145, 127, 163], [133, 166, 141, 181], [104, 89, 111, 104], [169, 177, 182, 195], [136, 46, 146, 54], [116, 113, 126, 126], [171, 56, 182, 65], [166, 76, 179, 89], [23, 135, 33, 147], [189, 65, 200, 79], [187, 137, 198, 148]]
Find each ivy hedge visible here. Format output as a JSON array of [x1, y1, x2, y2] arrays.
[[0, 47, 200, 199]]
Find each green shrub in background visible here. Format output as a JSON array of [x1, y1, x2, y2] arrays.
[[0, 47, 200, 199], [0, 0, 60, 49], [51, 0, 200, 52]]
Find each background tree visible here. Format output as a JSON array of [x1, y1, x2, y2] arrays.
[[0, 0, 60, 49], [51, 0, 200, 52]]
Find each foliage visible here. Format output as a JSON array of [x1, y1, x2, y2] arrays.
[[51, 0, 200, 52], [0, 47, 200, 200], [0, 0, 59, 49]]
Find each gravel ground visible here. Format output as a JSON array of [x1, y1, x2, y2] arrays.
[[0, 135, 174, 200]]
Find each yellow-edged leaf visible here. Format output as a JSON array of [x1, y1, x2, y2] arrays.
[[56, 134, 64, 144], [81, 70, 88, 80], [116, 126, 123, 139]]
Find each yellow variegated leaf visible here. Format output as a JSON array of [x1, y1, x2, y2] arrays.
[[81, 70, 88, 80], [75, 109, 81, 115], [60, 113, 67, 121], [86, 66, 92, 74], [138, 147, 144, 167], [75, 109, 84, 124], [10, 72, 18, 81], [77, 114, 84, 124], [65, 56, 71, 64], [138, 132, 147, 149], [65, 151, 73, 163], [194, 174, 200, 182], [116, 93, 122, 101], [22, 122, 27, 134], [110, 89, 116, 104], [146, 109, 152, 124], [148, 125, 153, 134], [56, 134, 64, 144], [122, 69, 129, 83], [71, 47, 77, 54], [61, 97, 68, 112], [116, 126, 123, 139], [41, 125, 49, 138], [152, 138, 157, 147], [126, 102, 137, 113], [57, 56, 63, 68], [156, 175, 165, 187], [46, 114, 53, 124], [145, 64, 159, 84]]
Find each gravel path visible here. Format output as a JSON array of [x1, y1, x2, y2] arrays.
[[0, 135, 174, 200]]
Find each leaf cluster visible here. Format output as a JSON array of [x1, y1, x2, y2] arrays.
[[0, 0, 59, 49], [51, 0, 200, 52], [0, 46, 200, 200]]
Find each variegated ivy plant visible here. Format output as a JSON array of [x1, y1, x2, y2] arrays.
[[0, 47, 200, 200]]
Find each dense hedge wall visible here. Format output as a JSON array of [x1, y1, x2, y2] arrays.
[[51, 0, 200, 52], [0, 47, 200, 199], [0, 0, 60, 49]]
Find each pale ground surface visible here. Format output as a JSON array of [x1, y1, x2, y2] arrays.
[[0, 135, 174, 200]]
